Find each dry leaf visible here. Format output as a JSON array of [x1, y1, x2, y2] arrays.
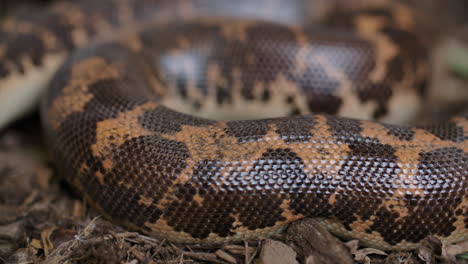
[[260, 239, 298, 264], [30, 238, 43, 250], [418, 246, 435, 264], [223, 244, 256, 256], [353, 247, 387, 261], [286, 219, 353, 264], [345, 240, 360, 254], [40, 227, 58, 256], [442, 240, 468, 262], [418, 236, 443, 264]]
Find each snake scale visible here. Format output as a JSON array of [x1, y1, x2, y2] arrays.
[[0, 0, 466, 251]]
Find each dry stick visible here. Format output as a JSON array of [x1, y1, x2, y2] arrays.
[[215, 249, 237, 264], [247, 241, 262, 264], [244, 241, 249, 264], [182, 251, 228, 264]]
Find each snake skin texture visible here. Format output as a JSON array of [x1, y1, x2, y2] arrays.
[[0, 0, 466, 251]]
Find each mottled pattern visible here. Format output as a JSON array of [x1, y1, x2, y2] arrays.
[[0, 0, 465, 252]]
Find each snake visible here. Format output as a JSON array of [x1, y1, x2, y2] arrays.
[[0, 0, 466, 251]]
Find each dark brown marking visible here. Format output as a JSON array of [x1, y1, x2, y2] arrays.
[[307, 95, 343, 115], [261, 89, 270, 102], [274, 115, 316, 143], [368, 147, 467, 244], [100, 135, 190, 225], [226, 116, 316, 144], [140, 107, 215, 134], [383, 124, 415, 141], [327, 116, 363, 141], [89, 184, 162, 229], [286, 95, 295, 104], [419, 122, 465, 143], [225, 119, 270, 143], [216, 86, 232, 105], [0, 62, 8, 78], [1, 32, 47, 74], [163, 160, 237, 238], [333, 139, 400, 232]]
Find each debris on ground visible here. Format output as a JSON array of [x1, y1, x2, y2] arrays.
[[285, 219, 354, 264]]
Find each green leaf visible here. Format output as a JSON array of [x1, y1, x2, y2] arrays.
[[457, 252, 468, 260], [447, 43, 468, 78]]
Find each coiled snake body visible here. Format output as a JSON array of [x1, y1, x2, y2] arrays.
[[0, 0, 466, 251]]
